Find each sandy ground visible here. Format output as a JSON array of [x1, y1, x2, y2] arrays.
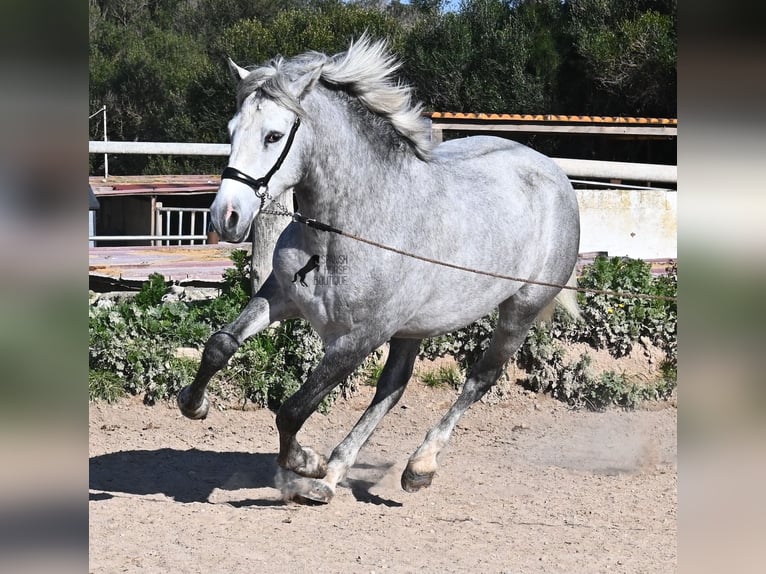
[[89, 376, 676, 574]]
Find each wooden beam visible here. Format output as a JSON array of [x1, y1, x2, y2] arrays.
[[430, 122, 677, 137]]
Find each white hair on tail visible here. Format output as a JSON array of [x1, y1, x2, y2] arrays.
[[536, 269, 583, 324]]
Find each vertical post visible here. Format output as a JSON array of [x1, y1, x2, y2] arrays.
[[150, 196, 157, 246], [190, 211, 196, 245], [431, 127, 443, 144], [155, 202, 163, 246], [102, 106, 109, 180], [89, 211, 96, 248]]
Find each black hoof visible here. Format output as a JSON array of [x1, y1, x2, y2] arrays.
[[177, 387, 209, 420], [401, 467, 435, 492]]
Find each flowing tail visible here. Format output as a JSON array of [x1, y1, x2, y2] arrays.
[[537, 269, 582, 323], [555, 268, 582, 321]]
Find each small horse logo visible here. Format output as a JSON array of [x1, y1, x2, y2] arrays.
[[293, 255, 320, 287]]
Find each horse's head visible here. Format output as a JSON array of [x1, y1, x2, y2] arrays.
[[211, 58, 320, 242], [212, 37, 432, 242]]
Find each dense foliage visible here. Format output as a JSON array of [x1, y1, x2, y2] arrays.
[[89, 0, 676, 174], [422, 255, 677, 409], [89, 253, 676, 411], [88, 250, 378, 408]]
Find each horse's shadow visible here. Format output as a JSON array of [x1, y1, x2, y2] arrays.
[[89, 449, 403, 507], [89, 448, 280, 505]]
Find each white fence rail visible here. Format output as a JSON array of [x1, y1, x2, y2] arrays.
[[88, 202, 212, 245], [89, 141, 230, 156], [553, 158, 676, 184], [88, 140, 677, 247], [88, 140, 677, 184]]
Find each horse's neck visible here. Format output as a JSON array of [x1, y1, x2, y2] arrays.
[[297, 101, 416, 228]]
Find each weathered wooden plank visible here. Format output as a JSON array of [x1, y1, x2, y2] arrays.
[[430, 122, 677, 136]]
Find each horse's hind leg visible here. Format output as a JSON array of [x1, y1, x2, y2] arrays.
[[299, 338, 422, 500], [401, 297, 542, 492], [280, 339, 420, 502], [177, 275, 297, 419]]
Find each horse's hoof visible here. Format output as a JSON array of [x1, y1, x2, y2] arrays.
[[177, 387, 209, 420], [279, 447, 328, 478], [276, 468, 335, 504], [294, 479, 335, 504], [297, 447, 328, 478], [401, 467, 435, 492]]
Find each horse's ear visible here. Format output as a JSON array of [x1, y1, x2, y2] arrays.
[[289, 65, 322, 99], [227, 58, 250, 82]]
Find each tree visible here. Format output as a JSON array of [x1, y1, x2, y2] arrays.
[[403, 0, 565, 113], [565, 0, 676, 116], [89, 0, 677, 173]]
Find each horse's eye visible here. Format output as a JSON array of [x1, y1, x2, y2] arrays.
[[265, 132, 283, 145]]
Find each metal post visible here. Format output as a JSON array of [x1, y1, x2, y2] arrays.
[[155, 202, 163, 246], [103, 106, 109, 180], [165, 208, 171, 245], [150, 196, 157, 246]]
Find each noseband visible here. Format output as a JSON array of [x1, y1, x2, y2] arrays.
[[220, 117, 301, 207]]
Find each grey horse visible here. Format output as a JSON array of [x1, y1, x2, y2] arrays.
[[177, 37, 580, 503]]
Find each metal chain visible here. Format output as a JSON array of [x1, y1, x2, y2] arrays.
[[260, 197, 294, 217], [255, 187, 295, 218]]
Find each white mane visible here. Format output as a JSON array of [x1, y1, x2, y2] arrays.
[[238, 36, 433, 160]]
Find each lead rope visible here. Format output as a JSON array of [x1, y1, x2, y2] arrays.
[[269, 210, 677, 303]]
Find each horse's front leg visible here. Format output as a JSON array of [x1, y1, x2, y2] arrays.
[[177, 275, 297, 419], [274, 336, 372, 502]]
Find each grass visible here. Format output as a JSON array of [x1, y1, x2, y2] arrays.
[[89, 370, 125, 403], [361, 361, 386, 387], [419, 364, 463, 389]]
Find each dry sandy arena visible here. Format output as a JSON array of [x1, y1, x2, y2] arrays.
[[89, 371, 676, 574]]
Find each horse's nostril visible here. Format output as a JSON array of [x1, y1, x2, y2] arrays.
[[225, 210, 239, 229]]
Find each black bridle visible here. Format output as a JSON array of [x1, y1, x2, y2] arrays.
[[220, 117, 302, 207]]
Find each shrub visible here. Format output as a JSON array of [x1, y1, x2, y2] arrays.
[[133, 272, 168, 308], [420, 313, 497, 372], [88, 302, 203, 404], [89, 249, 378, 410], [89, 254, 676, 411], [566, 257, 677, 359], [419, 363, 463, 389], [419, 256, 677, 410]]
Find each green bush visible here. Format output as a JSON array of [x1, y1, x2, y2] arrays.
[[517, 327, 676, 411], [419, 256, 677, 410], [89, 254, 676, 411], [89, 249, 377, 410], [88, 301, 209, 404], [132, 272, 168, 308], [420, 313, 497, 372], [567, 257, 677, 359]]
